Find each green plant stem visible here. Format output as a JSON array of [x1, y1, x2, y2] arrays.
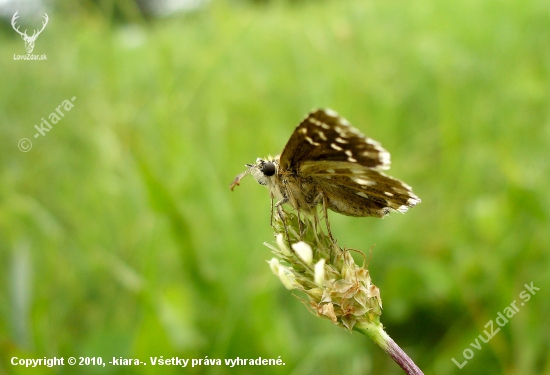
[[355, 321, 424, 375]]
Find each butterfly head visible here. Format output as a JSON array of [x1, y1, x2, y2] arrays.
[[230, 156, 280, 191], [249, 157, 279, 186]]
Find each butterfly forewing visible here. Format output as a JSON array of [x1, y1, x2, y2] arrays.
[[280, 109, 391, 173]]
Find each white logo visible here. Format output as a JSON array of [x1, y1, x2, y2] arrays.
[[11, 11, 49, 54]]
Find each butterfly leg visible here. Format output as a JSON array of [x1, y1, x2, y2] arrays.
[[310, 208, 323, 244], [270, 194, 274, 227], [322, 194, 336, 243], [273, 198, 293, 248], [274, 198, 288, 222], [297, 209, 306, 239], [271, 194, 288, 228]]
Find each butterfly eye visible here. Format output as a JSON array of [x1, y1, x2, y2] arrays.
[[262, 162, 276, 176]]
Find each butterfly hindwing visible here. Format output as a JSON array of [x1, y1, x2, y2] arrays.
[[300, 161, 420, 217]]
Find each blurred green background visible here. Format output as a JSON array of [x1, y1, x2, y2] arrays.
[[1, 0, 549, 374]]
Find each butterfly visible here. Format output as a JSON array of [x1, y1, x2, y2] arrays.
[[230, 109, 420, 236]]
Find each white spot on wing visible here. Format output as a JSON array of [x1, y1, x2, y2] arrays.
[[380, 151, 391, 166], [335, 137, 349, 144], [309, 118, 323, 127], [366, 138, 383, 147], [330, 143, 343, 151], [305, 136, 320, 146], [384, 191, 394, 197], [407, 197, 421, 205], [339, 118, 351, 126], [324, 108, 339, 117], [326, 169, 335, 174], [393, 187, 409, 195], [356, 192, 369, 198], [352, 177, 376, 186], [344, 150, 357, 162], [317, 131, 327, 141]]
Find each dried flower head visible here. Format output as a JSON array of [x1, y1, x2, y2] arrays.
[[265, 211, 382, 332], [264, 210, 423, 375]]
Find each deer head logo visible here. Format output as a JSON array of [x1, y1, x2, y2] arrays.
[[11, 11, 49, 54]]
